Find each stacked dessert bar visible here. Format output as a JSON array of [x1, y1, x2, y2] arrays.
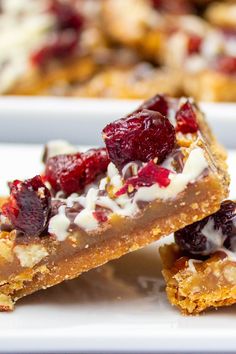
[[161, 200, 236, 314], [0, 93, 230, 312]]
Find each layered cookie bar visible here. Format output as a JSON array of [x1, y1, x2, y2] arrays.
[[0, 94, 229, 310], [163, 15, 236, 101], [0, 0, 105, 95], [161, 200, 236, 315]]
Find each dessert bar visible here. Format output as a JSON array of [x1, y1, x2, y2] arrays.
[[163, 15, 236, 101], [0, 0, 104, 95], [1, 0, 235, 101], [161, 200, 236, 314], [0, 94, 229, 310]]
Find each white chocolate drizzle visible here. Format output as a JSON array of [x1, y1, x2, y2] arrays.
[[48, 146, 208, 241], [187, 259, 203, 273], [201, 219, 226, 255], [74, 209, 98, 232], [186, 218, 236, 268], [134, 148, 208, 202], [217, 248, 236, 262], [48, 213, 71, 242]]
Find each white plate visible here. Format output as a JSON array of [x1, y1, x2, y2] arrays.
[[0, 144, 236, 353], [1, 97, 236, 148]]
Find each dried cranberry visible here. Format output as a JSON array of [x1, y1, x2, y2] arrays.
[[31, 1, 83, 66], [221, 28, 236, 39], [175, 101, 198, 134], [151, 0, 162, 9], [1, 176, 51, 237], [31, 33, 78, 66], [116, 161, 171, 196], [215, 56, 236, 75], [93, 210, 108, 223], [45, 148, 109, 195], [134, 94, 169, 117], [187, 34, 202, 55], [82, 148, 110, 185], [151, 0, 192, 14], [103, 109, 175, 169], [174, 218, 209, 256], [174, 200, 236, 256], [49, 0, 83, 31]]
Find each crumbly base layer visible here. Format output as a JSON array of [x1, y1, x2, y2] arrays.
[[160, 244, 236, 315]]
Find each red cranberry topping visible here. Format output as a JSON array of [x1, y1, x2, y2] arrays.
[[151, 0, 192, 14], [116, 161, 171, 196], [187, 34, 202, 55], [1, 176, 51, 237], [174, 200, 236, 257], [46, 152, 82, 193], [221, 28, 236, 39], [82, 148, 110, 184], [31, 33, 78, 66], [103, 109, 175, 169], [31, 1, 83, 66], [215, 56, 236, 75], [45, 148, 109, 195], [49, 0, 84, 32], [151, 0, 165, 9], [93, 210, 108, 223], [134, 94, 169, 117], [175, 101, 198, 134]]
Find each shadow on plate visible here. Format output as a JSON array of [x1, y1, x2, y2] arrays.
[[18, 244, 165, 308], [16, 242, 236, 317]]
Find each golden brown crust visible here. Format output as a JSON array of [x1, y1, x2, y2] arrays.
[[160, 244, 236, 314]]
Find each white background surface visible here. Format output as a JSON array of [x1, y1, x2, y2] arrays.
[[0, 144, 235, 353], [0, 97, 236, 147]]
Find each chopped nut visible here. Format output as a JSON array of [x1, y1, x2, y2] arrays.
[[0, 239, 13, 262], [0, 294, 14, 311], [223, 265, 236, 283], [14, 244, 48, 268]]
